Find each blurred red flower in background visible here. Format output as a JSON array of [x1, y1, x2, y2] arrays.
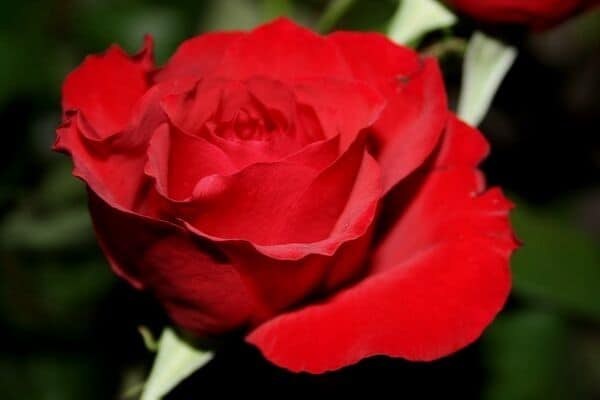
[[447, 0, 600, 30]]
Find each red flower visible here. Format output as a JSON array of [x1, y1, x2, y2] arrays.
[[55, 19, 517, 373], [446, 0, 600, 30]]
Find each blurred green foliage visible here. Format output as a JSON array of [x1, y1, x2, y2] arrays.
[[0, 0, 598, 398], [483, 311, 574, 400], [481, 198, 600, 399], [511, 202, 600, 320]]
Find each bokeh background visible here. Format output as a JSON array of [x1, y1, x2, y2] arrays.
[[0, 0, 599, 398]]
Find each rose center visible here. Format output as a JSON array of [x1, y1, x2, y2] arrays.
[[211, 108, 277, 142], [233, 109, 262, 140]]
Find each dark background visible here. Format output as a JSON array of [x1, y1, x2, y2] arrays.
[[0, 0, 599, 398]]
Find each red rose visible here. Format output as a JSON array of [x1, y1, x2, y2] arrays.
[[447, 0, 600, 29], [55, 19, 517, 373]]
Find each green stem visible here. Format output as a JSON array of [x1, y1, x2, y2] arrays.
[[317, 0, 355, 33], [423, 37, 467, 58]]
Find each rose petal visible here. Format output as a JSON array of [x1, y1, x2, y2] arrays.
[[247, 119, 517, 373], [161, 78, 321, 164], [53, 118, 150, 209], [54, 77, 196, 210], [329, 32, 448, 193], [88, 191, 257, 335], [434, 114, 489, 168], [183, 137, 381, 315], [160, 79, 222, 136], [183, 161, 318, 244], [328, 31, 421, 96], [55, 39, 196, 211], [200, 233, 373, 322], [375, 59, 448, 193], [248, 176, 515, 373], [279, 136, 381, 245], [283, 135, 340, 172], [293, 79, 386, 149], [184, 134, 379, 249], [145, 124, 237, 202], [62, 37, 154, 140], [153, 32, 243, 83], [216, 18, 352, 81]]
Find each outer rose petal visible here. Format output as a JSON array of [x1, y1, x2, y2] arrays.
[[446, 0, 595, 29], [329, 32, 447, 193], [247, 116, 517, 373], [54, 77, 196, 209], [216, 18, 353, 81], [54, 117, 150, 209], [292, 79, 385, 149], [375, 59, 448, 193], [55, 37, 171, 209], [153, 32, 243, 83], [88, 191, 257, 335], [327, 31, 421, 95], [62, 36, 154, 140], [372, 117, 499, 274], [433, 114, 489, 169]]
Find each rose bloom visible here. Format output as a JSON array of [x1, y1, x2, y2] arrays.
[[446, 0, 600, 29], [55, 19, 517, 373]]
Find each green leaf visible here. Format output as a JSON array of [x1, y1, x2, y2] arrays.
[[511, 202, 600, 320], [457, 31, 516, 126], [0, 208, 93, 251], [482, 311, 577, 400], [0, 259, 114, 335], [387, 0, 456, 46], [36, 158, 87, 210], [0, 355, 107, 400], [140, 328, 214, 400]]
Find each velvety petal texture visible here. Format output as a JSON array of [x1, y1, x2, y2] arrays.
[[61, 37, 154, 140], [328, 33, 447, 193], [247, 116, 517, 372], [216, 19, 352, 81], [55, 37, 157, 208], [56, 18, 516, 373]]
